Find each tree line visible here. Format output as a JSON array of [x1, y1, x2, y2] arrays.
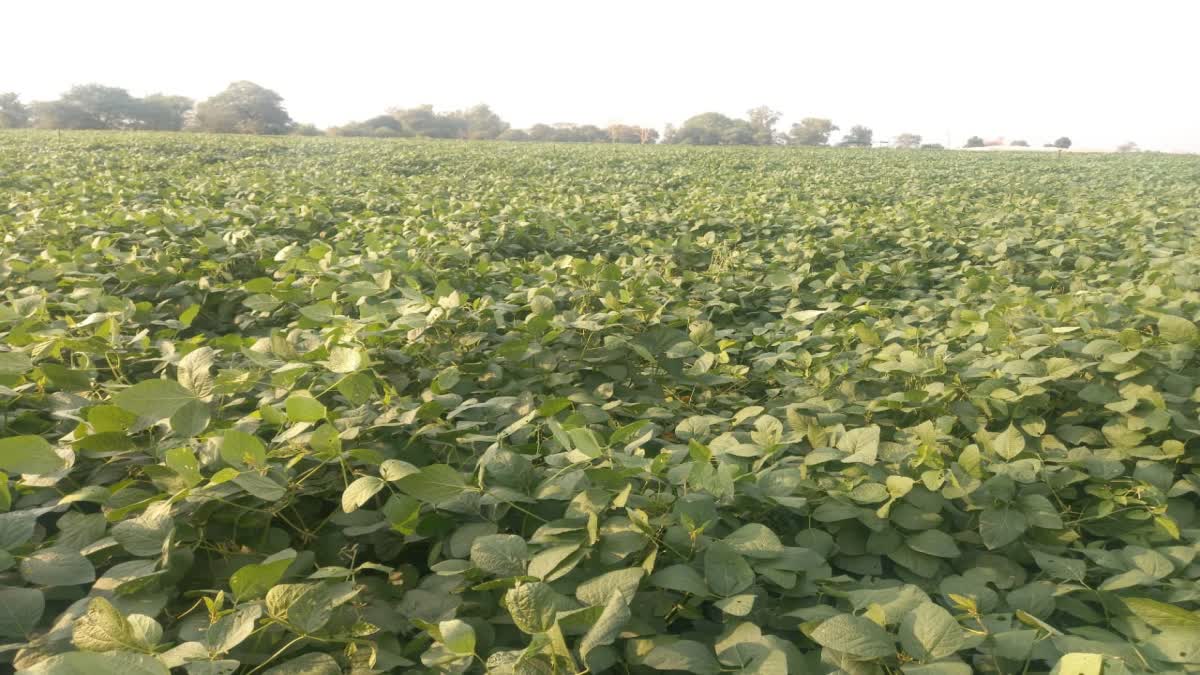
[[1, 81, 1077, 149]]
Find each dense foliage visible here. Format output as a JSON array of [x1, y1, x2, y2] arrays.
[[1, 131, 1199, 675]]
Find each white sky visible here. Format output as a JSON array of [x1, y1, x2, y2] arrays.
[[4, 0, 1199, 151]]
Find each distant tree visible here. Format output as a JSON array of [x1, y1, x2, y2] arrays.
[[669, 112, 755, 145], [134, 94, 193, 131], [894, 133, 922, 149], [0, 92, 30, 128], [290, 123, 323, 136], [527, 123, 556, 142], [1010, 139, 1029, 147], [605, 124, 658, 144], [1053, 136, 1072, 149], [1116, 141, 1139, 153], [919, 143, 945, 150], [193, 81, 292, 134], [497, 128, 530, 141], [32, 84, 140, 129], [453, 104, 508, 140], [787, 117, 838, 146], [662, 123, 677, 144], [608, 124, 641, 143], [389, 104, 464, 138], [964, 136, 985, 148], [838, 125, 873, 147], [746, 106, 782, 145]]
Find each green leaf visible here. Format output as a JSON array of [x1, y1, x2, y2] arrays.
[[395, 464, 470, 504], [219, 429, 267, 468], [439, 619, 476, 655], [112, 380, 198, 420], [0, 435, 64, 475], [992, 424, 1026, 460], [902, 663, 973, 675], [17, 651, 170, 675], [0, 587, 44, 638], [907, 530, 960, 558], [111, 503, 173, 556], [341, 476, 385, 513], [72, 597, 146, 652], [0, 351, 32, 376], [723, 523, 784, 558], [233, 472, 286, 501], [1158, 315, 1198, 343], [580, 593, 631, 667], [20, 548, 96, 586], [325, 346, 363, 373], [649, 564, 710, 597], [230, 549, 296, 600], [287, 581, 356, 634], [980, 507, 1027, 549], [1123, 597, 1200, 630], [642, 639, 721, 674], [206, 605, 262, 654], [1050, 653, 1103, 675], [810, 613, 896, 659], [285, 393, 327, 422], [262, 653, 341, 675], [471, 534, 528, 577], [575, 567, 644, 606], [837, 425, 880, 465], [505, 582, 559, 634], [1031, 550, 1087, 581], [704, 541, 754, 597], [899, 602, 965, 661], [164, 447, 203, 487]]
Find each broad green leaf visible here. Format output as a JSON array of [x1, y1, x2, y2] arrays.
[[285, 393, 327, 422], [439, 619, 476, 655], [649, 564, 710, 597], [73, 597, 145, 652], [341, 476, 385, 513], [724, 523, 784, 558], [262, 653, 341, 675], [992, 424, 1026, 460], [705, 541, 754, 597], [1123, 597, 1200, 630], [17, 651, 170, 675], [395, 464, 471, 503], [575, 567, 644, 606], [838, 426, 880, 465], [1158, 315, 1198, 343], [471, 534, 528, 577], [230, 549, 297, 600], [0, 435, 64, 475], [113, 380, 198, 420], [580, 593, 631, 666], [0, 351, 32, 376], [642, 639, 721, 674], [206, 605, 262, 654], [20, 548, 96, 586], [980, 507, 1027, 549], [907, 530, 960, 558], [505, 582, 559, 634], [810, 613, 895, 659], [899, 602, 965, 661], [219, 429, 267, 468], [1050, 653, 1103, 675], [0, 587, 44, 638]]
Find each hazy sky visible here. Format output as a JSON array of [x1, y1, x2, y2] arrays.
[[5, 1, 1199, 151]]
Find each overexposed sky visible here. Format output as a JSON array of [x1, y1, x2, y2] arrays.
[[4, 0, 1198, 151]]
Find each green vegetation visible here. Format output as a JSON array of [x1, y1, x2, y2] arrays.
[[1, 131, 1199, 674]]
